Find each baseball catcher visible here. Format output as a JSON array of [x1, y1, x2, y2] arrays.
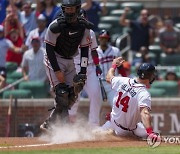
[[41, 0, 94, 131]]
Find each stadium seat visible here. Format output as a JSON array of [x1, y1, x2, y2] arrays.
[[100, 16, 120, 27], [7, 71, 23, 80], [110, 9, 124, 16], [120, 2, 144, 12], [3, 89, 32, 99], [148, 88, 166, 97], [149, 45, 162, 65], [18, 81, 49, 98], [5, 62, 18, 75], [120, 2, 144, 19], [100, 2, 120, 14], [160, 53, 180, 66], [98, 23, 113, 32], [151, 81, 179, 97]]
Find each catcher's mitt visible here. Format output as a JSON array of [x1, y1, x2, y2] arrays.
[[73, 73, 87, 95]]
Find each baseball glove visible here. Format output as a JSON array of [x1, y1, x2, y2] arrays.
[[73, 73, 87, 95]]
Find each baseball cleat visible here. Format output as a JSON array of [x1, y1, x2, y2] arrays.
[[40, 121, 51, 133]]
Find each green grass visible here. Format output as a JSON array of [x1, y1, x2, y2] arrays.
[[0, 146, 180, 154]]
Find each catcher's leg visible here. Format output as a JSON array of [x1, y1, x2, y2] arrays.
[[40, 83, 69, 131]]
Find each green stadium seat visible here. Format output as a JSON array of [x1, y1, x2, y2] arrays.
[[160, 53, 180, 66], [148, 88, 166, 97], [98, 23, 113, 32], [19, 81, 49, 98], [100, 16, 120, 27], [120, 2, 144, 19], [5, 62, 18, 75], [110, 9, 124, 16], [120, 2, 144, 12], [3, 89, 32, 99], [151, 81, 179, 97], [149, 45, 162, 65], [7, 71, 23, 80], [100, 2, 120, 14]]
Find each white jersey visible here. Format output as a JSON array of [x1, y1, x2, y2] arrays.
[[74, 29, 97, 65], [111, 76, 151, 130], [97, 45, 121, 80], [25, 28, 47, 48]]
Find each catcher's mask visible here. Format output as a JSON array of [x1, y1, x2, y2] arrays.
[[61, 0, 81, 23], [137, 63, 156, 84]]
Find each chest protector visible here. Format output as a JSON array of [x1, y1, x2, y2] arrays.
[[50, 15, 93, 58]]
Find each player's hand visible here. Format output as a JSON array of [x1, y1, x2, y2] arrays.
[[148, 132, 161, 142], [112, 57, 125, 67], [55, 71, 65, 83], [96, 65, 102, 76]]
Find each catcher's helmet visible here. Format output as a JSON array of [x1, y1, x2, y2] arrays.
[[99, 29, 110, 39], [137, 63, 156, 84], [61, 0, 81, 23]]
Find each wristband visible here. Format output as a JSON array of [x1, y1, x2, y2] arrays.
[[111, 64, 117, 69], [146, 127, 153, 134]]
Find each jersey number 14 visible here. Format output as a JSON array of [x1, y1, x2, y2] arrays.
[[115, 92, 130, 112]]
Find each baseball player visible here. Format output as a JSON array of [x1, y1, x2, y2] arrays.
[[40, 0, 94, 131], [97, 30, 127, 107], [101, 57, 159, 140], [69, 29, 103, 127]]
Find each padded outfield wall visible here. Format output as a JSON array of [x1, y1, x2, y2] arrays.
[[0, 98, 179, 137]]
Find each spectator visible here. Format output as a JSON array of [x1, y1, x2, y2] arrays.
[[0, 25, 22, 76], [97, 29, 127, 107], [0, 0, 9, 24], [38, 0, 60, 27], [120, 7, 154, 62], [165, 70, 178, 81], [159, 19, 180, 54], [4, 5, 24, 39], [20, 1, 37, 37], [21, 37, 47, 82], [25, 14, 47, 48], [82, 0, 107, 33], [6, 29, 24, 66], [132, 46, 156, 66], [14, 0, 23, 11]]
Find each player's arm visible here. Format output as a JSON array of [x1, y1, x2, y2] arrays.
[[45, 20, 65, 83], [140, 107, 160, 140], [106, 57, 125, 83], [140, 107, 152, 129], [119, 7, 131, 26]]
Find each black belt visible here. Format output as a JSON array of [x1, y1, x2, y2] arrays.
[[114, 120, 137, 131]]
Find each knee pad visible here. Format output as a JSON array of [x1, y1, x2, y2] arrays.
[[55, 83, 69, 109]]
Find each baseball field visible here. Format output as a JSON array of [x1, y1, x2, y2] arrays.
[[0, 133, 179, 153]]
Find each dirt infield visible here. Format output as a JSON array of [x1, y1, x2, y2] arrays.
[[0, 135, 150, 151]]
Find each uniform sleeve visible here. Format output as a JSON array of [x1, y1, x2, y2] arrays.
[[44, 20, 60, 46], [90, 30, 98, 50], [137, 90, 151, 110], [80, 29, 91, 48], [111, 76, 122, 91]]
